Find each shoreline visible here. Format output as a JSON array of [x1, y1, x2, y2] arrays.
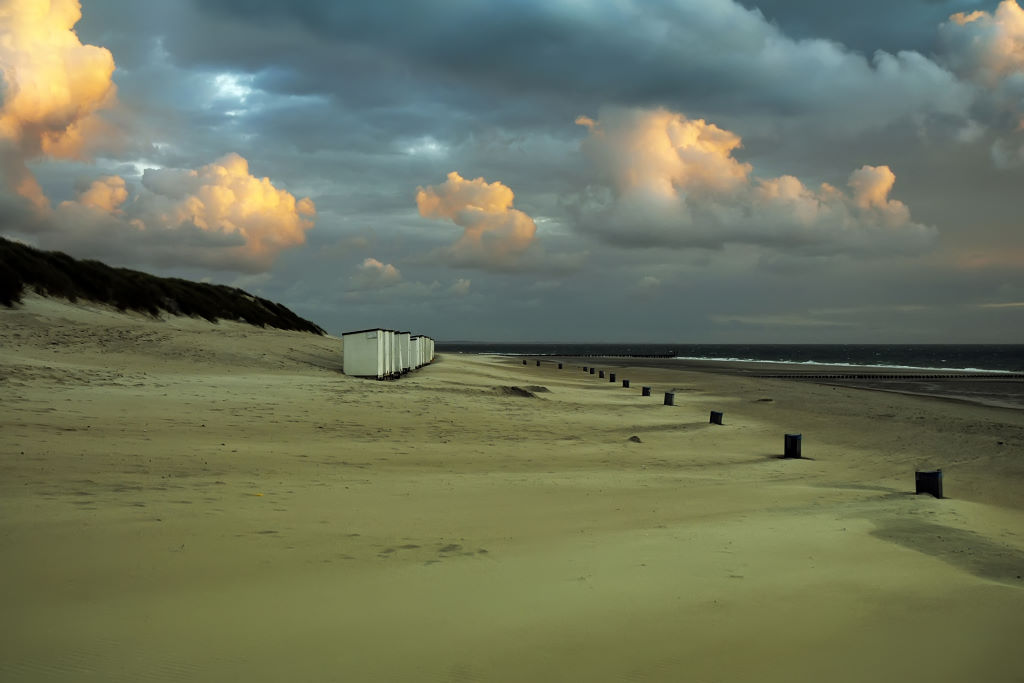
[[516, 355, 1024, 411]]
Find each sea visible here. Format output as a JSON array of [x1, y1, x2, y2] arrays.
[[434, 343, 1024, 374]]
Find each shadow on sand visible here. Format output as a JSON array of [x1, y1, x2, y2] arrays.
[[871, 519, 1024, 586]]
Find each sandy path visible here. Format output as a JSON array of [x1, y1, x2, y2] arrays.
[[1, 296, 1023, 682]]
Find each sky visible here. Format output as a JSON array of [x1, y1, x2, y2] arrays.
[[2, 0, 1023, 342]]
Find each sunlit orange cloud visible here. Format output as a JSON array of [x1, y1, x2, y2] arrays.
[[348, 257, 402, 290], [940, 1, 1024, 167], [416, 171, 537, 269], [574, 106, 933, 252], [0, 2, 315, 272], [576, 109, 750, 200], [141, 153, 316, 258], [944, 0, 1024, 82], [0, 0, 117, 207], [54, 154, 317, 271], [70, 175, 128, 213]]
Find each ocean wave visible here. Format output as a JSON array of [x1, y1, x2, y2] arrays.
[[671, 356, 1016, 374]]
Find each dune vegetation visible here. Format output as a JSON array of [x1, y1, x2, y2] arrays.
[[0, 237, 324, 334]]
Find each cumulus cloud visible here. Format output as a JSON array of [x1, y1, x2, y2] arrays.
[[449, 277, 471, 296], [135, 153, 315, 257], [0, 3, 314, 272], [17, 153, 316, 272], [415, 171, 538, 270], [575, 111, 750, 198], [571, 107, 935, 254], [349, 257, 401, 290], [70, 175, 129, 213], [940, 1, 1024, 166], [0, 0, 117, 207], [943, 1, 1024, 84], [637, 275, 661, 290]]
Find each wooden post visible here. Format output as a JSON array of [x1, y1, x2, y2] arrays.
[[915, 469, 943, 498], [558, 363, 563, 369], [590, 368, 595, 375], [664, 392, 675, 406], [536, 360, 541, 366], [599, 370, 605, 378], [642, 386, 651, 396], [609, 373, 616, 383], [784, 433, 802, 459], [522, 359, 527, 365], [622, 379, 630, 388], [710, 411, 723, 425]]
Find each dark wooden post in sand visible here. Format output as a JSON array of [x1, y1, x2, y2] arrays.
[[609, 373, 616, 383], [590, 368, 595, 375], [915, 469, 943, 498], [642, 386, 651, 396], [536, 360, 541, 367], [784, 433, 802, 458], [622, 379, 630, 388], [558, 363, 563, 369], [599, 370, 605, 378], [664, 392, 675, 406], [710, 411, 724, 425], [522, 359, 527, 365], [583, 366, 588, 372]]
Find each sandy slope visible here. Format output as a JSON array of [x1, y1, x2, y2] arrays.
[[1, 295, 1022, 682]]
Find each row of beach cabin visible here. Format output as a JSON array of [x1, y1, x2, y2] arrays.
[[341, 329, 435, 379]]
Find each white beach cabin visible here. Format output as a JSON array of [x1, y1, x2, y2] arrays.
[[410, 335, 421, 369], [381, 329, 392, 378], [389, 330, 400, 378], [399, 331, 412, 373], [341, 328, 387, 379], [386, 330, 397, 378]]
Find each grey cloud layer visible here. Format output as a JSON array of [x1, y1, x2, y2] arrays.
[[173, 0, 971, 134], [2, 0, 1020, 341]]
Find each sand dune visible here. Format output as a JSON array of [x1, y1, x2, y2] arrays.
[[1, 295, 1022, 682]]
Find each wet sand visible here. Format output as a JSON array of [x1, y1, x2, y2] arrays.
[[566, 356, 1024, 410], [2, 295, 1023, 682]]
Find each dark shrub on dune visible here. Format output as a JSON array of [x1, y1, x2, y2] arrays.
[[0, 237, 325, 334]]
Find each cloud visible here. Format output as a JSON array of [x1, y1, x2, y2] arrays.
[[135, 153, 315, 258], [71, 175, 129, 213], [637, 275, 661, 290], [571, 106, 936, 255], [575, 111, 750, 199], [942, 1, 1024, 84], [349, 256, 401, 290], [415, 171, 538, 270], [0, 4, 314, 273], [186, 0, 971, 137], [11, 153, 316, 272], [940, 1, 1024, 166], [449, 277, 471, 296], [0, 0, 118, 207]]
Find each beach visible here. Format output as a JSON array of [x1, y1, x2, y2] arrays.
[[2, 295, 1023, 682]]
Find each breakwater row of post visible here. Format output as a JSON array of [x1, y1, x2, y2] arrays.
[[518, 358, 947, 498]]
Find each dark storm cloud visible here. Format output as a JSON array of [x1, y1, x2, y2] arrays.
[[172, 0, 970, 133], [741, 0, 984, 55]]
